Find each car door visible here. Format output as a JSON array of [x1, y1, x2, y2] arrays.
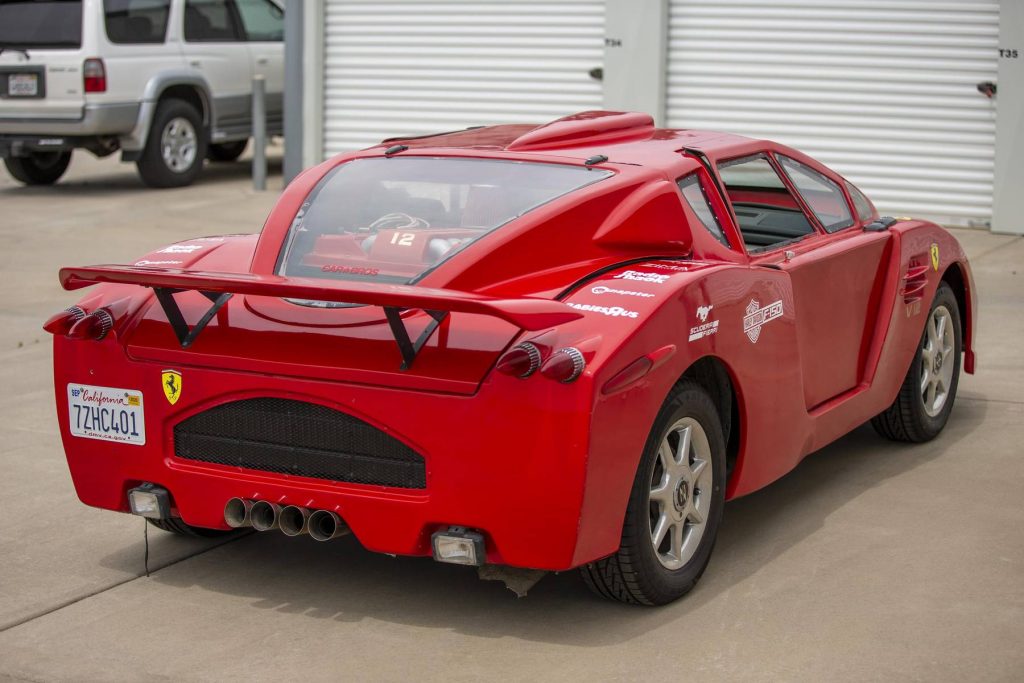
[[180, 0, 252, 139], [768, 154, 892, 410], [233, 0, 284, 134]]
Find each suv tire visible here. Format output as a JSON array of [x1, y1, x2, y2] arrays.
[[208, 140, 248, 162], [4, 151, 72, 185], [137, 99, 207, 188]]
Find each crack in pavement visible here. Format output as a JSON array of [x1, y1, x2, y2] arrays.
[[0, 530, 251, 635]]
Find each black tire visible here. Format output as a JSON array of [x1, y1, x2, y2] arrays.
[[136, 98, 207, 188], [4, 151, 71, 185], [147, 517, 233, 538], [208, 140, 248, 162], [581, 380, 727, 605], [872, 282, 962, 443]]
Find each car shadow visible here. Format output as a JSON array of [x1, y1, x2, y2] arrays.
[[98, 399, 986, 647], [0, 156, 283, 197]]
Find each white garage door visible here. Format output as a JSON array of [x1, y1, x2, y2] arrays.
[[322, 0, 604, 158], [666, 0, 1000, 226]]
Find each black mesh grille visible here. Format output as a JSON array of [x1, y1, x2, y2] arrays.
[[173, 398, 426, 489]]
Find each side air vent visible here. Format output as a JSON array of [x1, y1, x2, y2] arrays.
[[174, 398, 426, 489]]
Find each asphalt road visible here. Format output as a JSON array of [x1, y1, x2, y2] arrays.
[[0, 152, 1021, 682]]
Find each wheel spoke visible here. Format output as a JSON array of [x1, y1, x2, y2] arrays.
[[649, 481, 671, 506], [675, 425, 691, 465], [690, 458, 707, 483], [651, 514, 670, 549], [670, 521, 684, 560], [687, 505, 704, 525], [920, 366, 930, 394], [926, 380, 937, 408]]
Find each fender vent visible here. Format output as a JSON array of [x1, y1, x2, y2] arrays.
[[173, 398, 426, 489]]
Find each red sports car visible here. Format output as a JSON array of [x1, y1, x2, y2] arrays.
[[47, 111, 976, 605]]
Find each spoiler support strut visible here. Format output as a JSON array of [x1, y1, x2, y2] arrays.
[[153, 288, 233, 349], [383, 307, 449, 370]]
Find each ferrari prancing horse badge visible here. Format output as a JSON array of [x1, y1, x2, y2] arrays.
[[162, 369, 182, 405]]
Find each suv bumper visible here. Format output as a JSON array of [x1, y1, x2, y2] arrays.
[[0, 102, 138, 137]]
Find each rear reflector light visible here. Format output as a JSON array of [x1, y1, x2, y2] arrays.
[[495, 342, 542, 378], [602, 345, 676, 395], [431, 527, 485, 566], [67, 308, 114, 340], [83, 58, 106, 93], [43, 306, 86, 335], [540, 347, 585, 383]]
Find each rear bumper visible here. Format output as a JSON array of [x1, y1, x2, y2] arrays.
[[54, 336, 597, 571], [0, 102, 138, 144]]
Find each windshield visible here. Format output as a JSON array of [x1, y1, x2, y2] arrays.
[[0, 0, 82, 48], [277, 157, 612, 286]]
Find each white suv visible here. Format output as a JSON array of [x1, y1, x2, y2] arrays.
[[0, 0, 283, 187]]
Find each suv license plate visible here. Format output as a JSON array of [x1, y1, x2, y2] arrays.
[[8, 73, 38, 97], [67, 384, 146, 446]]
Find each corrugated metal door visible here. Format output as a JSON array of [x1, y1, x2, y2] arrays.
[[321, 0, 604, 158], [666, 0, 1000, 225]]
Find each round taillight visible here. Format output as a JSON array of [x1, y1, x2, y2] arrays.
[[67, 309, 114, 340], [495, 342, 542, 378], [43, 306, 86, 335], [540, 347, 585, 383]]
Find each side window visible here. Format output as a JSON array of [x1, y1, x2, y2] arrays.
[[717, 154, 815, 252], [677, 173, 729, 248], [777, 156, 855, 233], [184, 0, 243, 42], [104, 0, 170, 44], [845, 181, 875, 223], [234, 0, 283, 41]]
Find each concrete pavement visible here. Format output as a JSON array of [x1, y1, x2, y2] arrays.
[[0, 153, 1021, 682]]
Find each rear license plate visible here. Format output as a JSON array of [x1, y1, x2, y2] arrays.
[[8, 73, 38, 97], [68, 384, 146, 446]]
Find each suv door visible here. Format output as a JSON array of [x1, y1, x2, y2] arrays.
[[180, 0, 252, 140], [233, 0, 283, 134]]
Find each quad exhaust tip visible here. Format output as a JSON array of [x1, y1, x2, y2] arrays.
[[279, 505, 311, 537], [224, 497, 254, 528], [224, 498, 350, 540], [250, 500, 282, 532], [309, 509, 351, 542]]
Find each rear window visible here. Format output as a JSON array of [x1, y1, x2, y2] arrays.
[[277, 157, 612, 286], [104, 0, 170, 44], [0, 0, 82, 49], [777, 155, 855, 233]]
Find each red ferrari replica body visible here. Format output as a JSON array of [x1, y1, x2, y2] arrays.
[[48, 111, 976, 604]]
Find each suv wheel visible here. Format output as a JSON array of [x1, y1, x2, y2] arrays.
[[4, 151, 72, 185], [208, 140, 248, 162], [137, 99, 207, 188]]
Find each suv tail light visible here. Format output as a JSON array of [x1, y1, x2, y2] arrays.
[[83, 58, 106, 93]]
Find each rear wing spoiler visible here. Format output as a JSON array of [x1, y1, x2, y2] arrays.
[[60, 265, 583, 369]]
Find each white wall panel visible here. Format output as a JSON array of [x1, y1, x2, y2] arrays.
[[322, 1, 604, 158], [667, 0, 999, 225]]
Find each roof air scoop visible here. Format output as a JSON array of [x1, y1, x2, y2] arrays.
[[506, 111, 655, 152]]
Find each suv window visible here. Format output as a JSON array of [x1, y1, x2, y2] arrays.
[[104, 0, 170, 44], [718, 154, 815, 252], [0, 0, 82, 49], [678, 173, 729, 248], [777, 156, 855, 233], [235, 0, 283, 41], [184, 0, 242, 42]]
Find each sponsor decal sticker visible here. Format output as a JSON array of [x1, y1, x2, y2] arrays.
[[158, 244, 204, 254], [591, 285, 655, 298], [930, 243, 940, 272], [689, 304, 719, 342], [905, 300, 922, 318], [613, 270, 670, 284], [321, 264, 380, 275], [743, 299, 784, 344], [134, 260, 183, 267], [567, 302, 639, 318], [641, 262, 689, 272], [162, 370, 182, 405]]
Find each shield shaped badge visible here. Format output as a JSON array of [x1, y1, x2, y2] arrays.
[[162, 370, 182, 405]]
